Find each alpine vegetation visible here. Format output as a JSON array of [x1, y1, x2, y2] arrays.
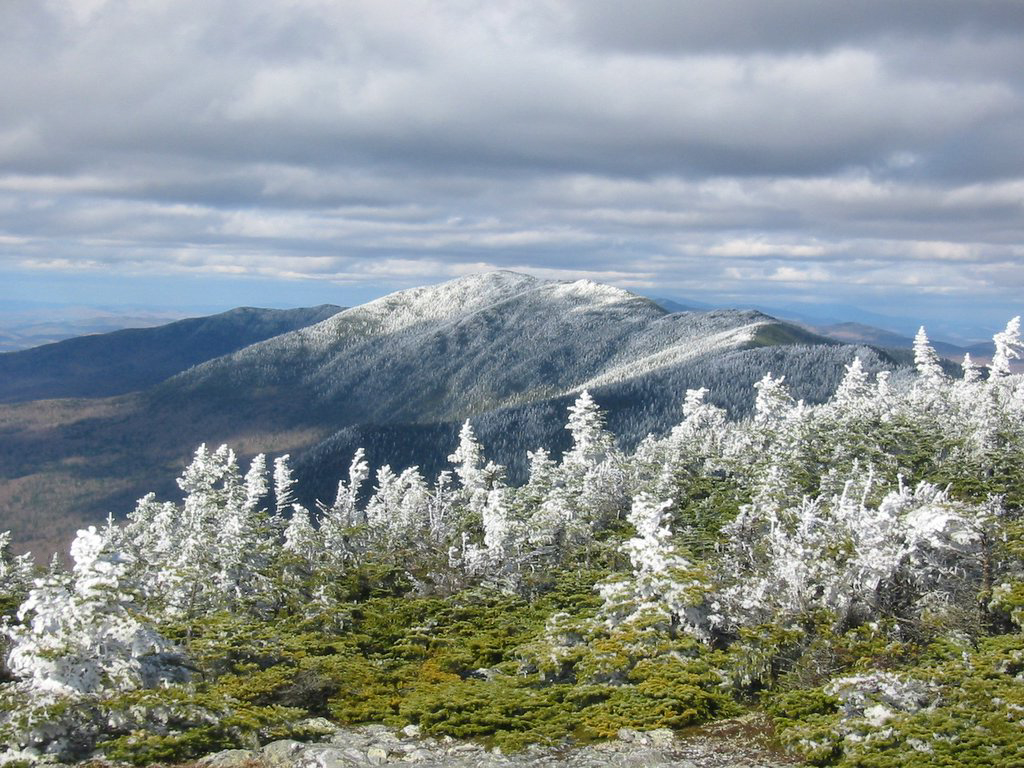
[[1, 318, 1023, 767]]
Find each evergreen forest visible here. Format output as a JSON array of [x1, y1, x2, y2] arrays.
[[2, 319, 1024, 767]]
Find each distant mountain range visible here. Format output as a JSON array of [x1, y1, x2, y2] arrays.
[[0, 272, 910, 558], [0, 305, 343, 402], [804, 322, 993, 363], [0, 308, 195, 353], [651, 298, 993, 363]]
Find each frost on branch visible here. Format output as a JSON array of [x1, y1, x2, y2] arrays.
[[990, 315, 1022, 379], [912, 326, 945, 388], [0, 531, 33, 609], [720, 476, 986, 631], [598, 493, 714, 642], [5, 527, 186, 699], [753, 373, 795, 425], [318, 449, 371, 566], [831, 357, 872, 409]]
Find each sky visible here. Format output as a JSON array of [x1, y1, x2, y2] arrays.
[[1, 0, 1023, 342]]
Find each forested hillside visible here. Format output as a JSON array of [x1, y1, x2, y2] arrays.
[[1, 318, 1022, 767], [0, 272, 899, 559], [0, 305, 342, 403]]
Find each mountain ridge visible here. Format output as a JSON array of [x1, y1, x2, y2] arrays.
[[0, 271, 906, 558], [0, 304, 343, 403]]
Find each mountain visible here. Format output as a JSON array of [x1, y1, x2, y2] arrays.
[[0, 272, 909, 558], [0, 307, 194, 353], [0, 305, 343, 403], [807, 321, 993, 363], [649, 297, 714, 313], [650, 292, 1006, 367]]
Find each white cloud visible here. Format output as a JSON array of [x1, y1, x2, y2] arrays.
[[0, 0, 1021, 333]]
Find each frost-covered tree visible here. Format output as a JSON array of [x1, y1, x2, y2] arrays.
[[282, 504, 319, 565], [465, 485, 524, 590], [832, 357, 872, 408], [913, 326, 945, 388], [961, 352, 982, 385], [720, 475, 987, 633], [213, 453, 279, 611], [123, 445, 280, 617], [449, 421, 487, 498], [599, 494, 714, 641], [563, 390, 614, 468], [990, 315, 1022, 379], [323, 448, 370, 528], [0, 533, 33, 682], [318, 449, 371, 567], [364, 465, 436, 548], [175, 445, 247, 613], [670, 387, 727, 450], [273, 454, 297, 517], [559, 391, 627, 532], [753, 373, 795, 425], [2, 528, 187, 760], [0, 533, 33, 612], [5, 527, 184, 698]]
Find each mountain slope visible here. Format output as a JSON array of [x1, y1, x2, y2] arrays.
[[0, 272, 907, 558], [162, 273, 847, 429], [0, 305, 343, 402], [810, 321, 993, 362]]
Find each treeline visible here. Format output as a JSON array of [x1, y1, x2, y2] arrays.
[[0, 320, 1022, 766]]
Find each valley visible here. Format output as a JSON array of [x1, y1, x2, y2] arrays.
[[0, 272, 907, 558]]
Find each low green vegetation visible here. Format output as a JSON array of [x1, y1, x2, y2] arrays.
[[2, 321, 1024, 765]]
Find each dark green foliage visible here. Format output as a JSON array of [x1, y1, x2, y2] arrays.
[[5, 328, 1024, 768], [574, 655, 738, 739], [399, 676, 574, 750], [100, 687, 305, 765], [767, 634, 1024, 767]]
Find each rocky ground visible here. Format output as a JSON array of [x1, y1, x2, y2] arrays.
[[197, 717, 802, 768]]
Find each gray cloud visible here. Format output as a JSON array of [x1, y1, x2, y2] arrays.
[[0, 0, 1022, 338], [567, 1, 1024, 55]]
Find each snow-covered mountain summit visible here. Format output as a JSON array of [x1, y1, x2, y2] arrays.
[[0, 271, 907, 556], [169, 271, 825, 426]]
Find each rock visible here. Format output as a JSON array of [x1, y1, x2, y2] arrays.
[[188, 721, 796, 768], [302, 745, 366, 768], [298, 717, 339, 737], [198, 748, 258, 768], [341, 747, 368, 763], [366, 746, 389, 764], [329, 731, 370, 749], [261, 740, 306, 768], [445, 743, 481, 755], [613, 754, 674, 768], [647, 728, 675, 748]]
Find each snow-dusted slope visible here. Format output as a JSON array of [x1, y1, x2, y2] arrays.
[[2, 271, 907, 556], [166, 271, 829, 428], [0, 304, 342, 403]]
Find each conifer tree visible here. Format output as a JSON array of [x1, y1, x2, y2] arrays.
[[599, 493, 713, 641], [990, 315, 1022, 379], [6, 527, 184, 697], [913, 326, 945, 387], [753, 373, 795, 425], [832, 357, 872, 408], [273, 454, 297, 517], [318, 449, 370, 568], [961, 352, 982, 384]]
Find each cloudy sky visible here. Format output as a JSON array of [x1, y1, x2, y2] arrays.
[[1, 0, 1022, 340]]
